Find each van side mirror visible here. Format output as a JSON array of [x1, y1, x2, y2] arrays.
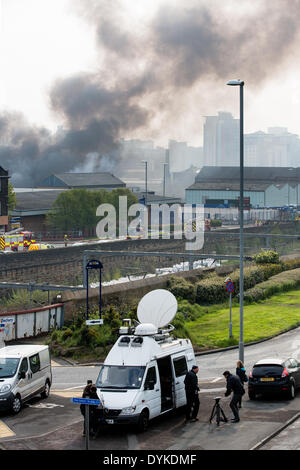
[[144, 380, 155, 391], [19, 371, 26, 380]]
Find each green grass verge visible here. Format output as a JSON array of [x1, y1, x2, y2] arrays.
[[186, 289, 300, 350]]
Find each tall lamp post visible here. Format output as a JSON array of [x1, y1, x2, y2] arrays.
[[161, 162, 168, 197], [142, 160, 148, 205], [227, 79, 245, 363]]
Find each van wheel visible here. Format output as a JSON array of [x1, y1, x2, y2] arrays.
[[11, 395, 22, 414], [248, 391, 256, 400], [137, 410, 149, 433], [41, 381, 50, 399]]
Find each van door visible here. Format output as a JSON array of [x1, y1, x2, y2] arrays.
[[29, 353, 44, 393], [157, 356, 174, 412], [142, 363, 161, 419], [16, 357, 33, 400], [171, 354, 188, 408]]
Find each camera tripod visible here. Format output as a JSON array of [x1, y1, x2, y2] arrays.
[[209, 397, 228, 426]]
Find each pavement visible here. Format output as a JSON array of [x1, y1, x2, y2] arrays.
[[0, 380, 299, 451]]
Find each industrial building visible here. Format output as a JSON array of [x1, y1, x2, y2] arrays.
[[186, 166, 300, 208], [38, 172, 126, 191]]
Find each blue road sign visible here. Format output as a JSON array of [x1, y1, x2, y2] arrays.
[[71, 397, 101, 406], [225, 281, 234, 293]]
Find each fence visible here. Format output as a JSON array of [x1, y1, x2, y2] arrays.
[[0, 303, 64, 344]]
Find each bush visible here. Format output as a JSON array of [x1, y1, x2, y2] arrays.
[[210, 219, 222, 227], [195, 264, 283, 305], [244, 268, 300, 303], [61, 328, 73, 341], [177, 300, 204, 321], [167, 276, 196, 303], [253, 250, 280, 265]]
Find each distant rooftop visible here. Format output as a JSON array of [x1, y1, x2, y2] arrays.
[[13, 190, 64, 213], [195, 166, 300, 183], [186, 166, 300, 191], [38, 172, 126, 189]]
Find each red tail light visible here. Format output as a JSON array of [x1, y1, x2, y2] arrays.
[[249, 370, 253, 378], [281, 368, 289, 378]]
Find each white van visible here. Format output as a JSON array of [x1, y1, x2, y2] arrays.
[[95, 290, 196, 431], [0, 345, 52, 414]]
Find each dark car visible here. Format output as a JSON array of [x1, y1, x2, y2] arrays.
[[248, 357, 300, 400]]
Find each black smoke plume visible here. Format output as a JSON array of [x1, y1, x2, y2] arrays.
[[2, 0, 300, 186]]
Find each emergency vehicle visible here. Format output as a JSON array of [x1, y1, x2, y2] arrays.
[[0, 229, 35, 252]]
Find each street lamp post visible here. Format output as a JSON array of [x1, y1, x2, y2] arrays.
[[227, 79, 245, 363], [142, 161, 148, 205], [161, 162, 168, 197]]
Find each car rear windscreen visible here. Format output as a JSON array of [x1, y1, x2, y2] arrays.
[[253, 365, 283, 376]]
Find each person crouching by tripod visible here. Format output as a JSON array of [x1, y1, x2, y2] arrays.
[[223, 370, 245, 423], [184, 365, 200, 423]]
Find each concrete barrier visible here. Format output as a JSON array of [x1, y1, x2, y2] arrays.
[[0, 303, 64, 343]]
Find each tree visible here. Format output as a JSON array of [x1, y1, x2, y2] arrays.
[[46, 187, 138, 234]]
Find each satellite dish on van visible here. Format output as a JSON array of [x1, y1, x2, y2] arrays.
[[137, 289, 178, 328]]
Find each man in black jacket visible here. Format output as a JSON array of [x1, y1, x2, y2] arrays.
[[223, 370, 245, 423], [184, 365, 200, 422]]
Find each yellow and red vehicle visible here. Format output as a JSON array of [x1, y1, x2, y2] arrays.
[[0, 229, 35, 252]]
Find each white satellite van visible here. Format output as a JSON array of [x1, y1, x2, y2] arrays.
[[95, 289, 196, 431], [0, 345, 52, 414]]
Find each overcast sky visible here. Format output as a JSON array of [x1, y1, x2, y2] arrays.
[[2, 0, 300, 148]]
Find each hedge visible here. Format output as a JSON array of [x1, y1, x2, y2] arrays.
[[244, 268, 300, 303], [195, 264, 282, 304], [167, 259, 300, 306]]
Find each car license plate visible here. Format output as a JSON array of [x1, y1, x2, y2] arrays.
[[106, 419, 114, 424], [260, 378, 274, 382]]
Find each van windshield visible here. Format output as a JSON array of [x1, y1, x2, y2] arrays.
[[0, 358, 20, 378], [96, 365, 145, 389]]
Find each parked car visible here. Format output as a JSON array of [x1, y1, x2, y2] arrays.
[[248, 357, 300, 400]]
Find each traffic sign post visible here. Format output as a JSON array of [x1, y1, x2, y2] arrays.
[[71, 397, 101, 450], [86, 259, 103, 322], [225, 278, 235, 339]]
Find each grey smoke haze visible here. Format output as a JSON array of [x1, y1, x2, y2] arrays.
[[2, 0, 300, 186]]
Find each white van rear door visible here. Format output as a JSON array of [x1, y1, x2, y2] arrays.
[[171, 354, 189, 408]]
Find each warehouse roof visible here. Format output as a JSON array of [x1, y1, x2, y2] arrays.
[[195, 166, 300, 183], [187, 182, 270, 191], [13, 190, 64, 212], [39, 172, 126, 188]]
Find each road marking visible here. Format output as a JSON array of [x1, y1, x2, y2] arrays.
[[200, 387, 224, 393], [51, 360, 62, 367], [28, 403, 64, 409], [0, 420, 15, 438], [63, 385, 86, 391], [211, 377, 223, 383], [52, 390, 82, 398]]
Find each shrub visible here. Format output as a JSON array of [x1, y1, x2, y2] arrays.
[[244, 268, 300, 303], [177, 300, 204, 321], [61, 328, 73, 341], [167, 276, 196, 303], [253, 250, 280, 265], [195, 264, 283, 305], [210, 219, 222, 227]]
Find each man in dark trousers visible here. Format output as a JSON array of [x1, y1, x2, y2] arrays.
[[223, 370, 245, 423], [184, 365, 200, 422]]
